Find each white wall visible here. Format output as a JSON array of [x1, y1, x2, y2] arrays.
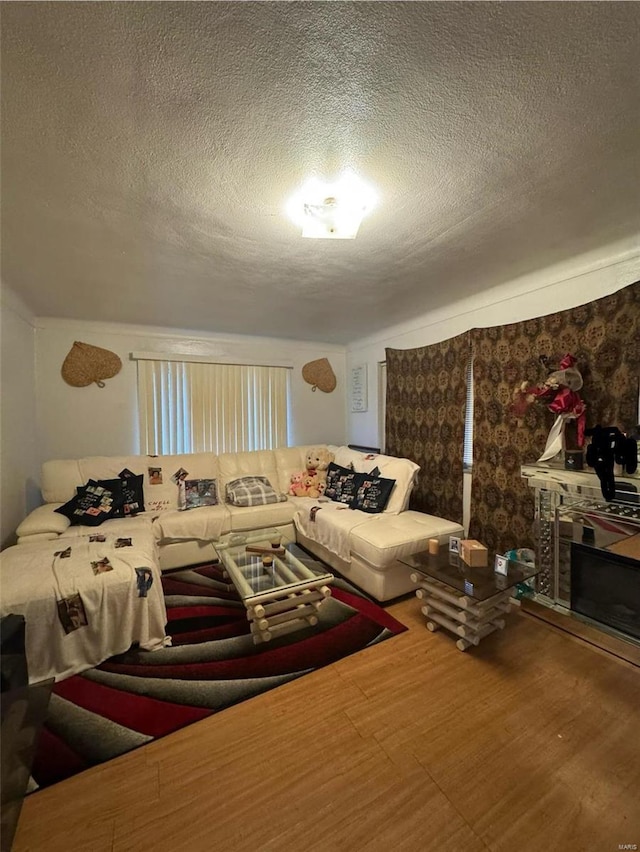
[[35, 319, 347, 463], [1, 286, 39, 548], [346, 236, 640, 449]]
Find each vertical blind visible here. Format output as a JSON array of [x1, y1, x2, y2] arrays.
[[137, 359, 290, 455]]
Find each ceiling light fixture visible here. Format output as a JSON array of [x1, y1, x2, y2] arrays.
[[286, 169, 377, 239]]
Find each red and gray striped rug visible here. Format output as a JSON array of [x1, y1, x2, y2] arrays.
[[32, 562, 407, 789]]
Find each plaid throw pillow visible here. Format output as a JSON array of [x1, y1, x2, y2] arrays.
[[225, 476, 286, 507]]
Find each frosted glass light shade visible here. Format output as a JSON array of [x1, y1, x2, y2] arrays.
[[287, 170, 377, 239]]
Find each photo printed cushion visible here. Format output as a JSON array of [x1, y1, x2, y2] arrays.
[[55, 479, 125, 526], [118, 469, 145, 516], [349, 473, 396, 514], [324, 462, 361, 506], [183, 479, 218, 510], [90, 479, 126, 518]]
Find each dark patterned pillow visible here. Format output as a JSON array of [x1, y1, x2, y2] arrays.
[[55, 479, 125, 526], [90, 479, 127, 518], [325, 462, 361, 506], [118, 469, 145, 516], [349, 473, 396, 514]]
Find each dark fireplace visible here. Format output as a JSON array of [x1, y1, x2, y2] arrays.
[[571, 543, 640, 641]]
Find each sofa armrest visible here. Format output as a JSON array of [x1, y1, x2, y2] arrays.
[[16, 504, 70, 539]]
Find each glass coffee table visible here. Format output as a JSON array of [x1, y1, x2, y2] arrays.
[[214, 528, 333, 644], [399, 547, 540, 651]]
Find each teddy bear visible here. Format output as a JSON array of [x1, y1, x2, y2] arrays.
[[305, 474, 326, 499], [304, 447, 335, 488], [288, 447, 335, 498], [288, 471, 308, 497]]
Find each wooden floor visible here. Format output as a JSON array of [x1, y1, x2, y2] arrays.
[[14, 599, 640, 852]]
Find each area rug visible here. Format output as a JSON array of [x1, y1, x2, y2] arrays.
[[31, 562, 407, 789]]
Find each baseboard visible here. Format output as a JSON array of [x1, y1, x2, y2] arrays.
[[520, 598, 640, 668]]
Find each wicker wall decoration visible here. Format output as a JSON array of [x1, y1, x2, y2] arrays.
[[61, 341, 122, 388], [302, 358, 336, 393]]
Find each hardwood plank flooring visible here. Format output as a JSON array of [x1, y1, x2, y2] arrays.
[[13, 599, 640, 852], [520, 597, 640, 667]]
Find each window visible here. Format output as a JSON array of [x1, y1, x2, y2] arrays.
[[136, 357, 290, 455], [463, 356, 474, 470]]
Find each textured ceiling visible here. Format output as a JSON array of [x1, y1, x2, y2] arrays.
[[3, 2, 640, 343]]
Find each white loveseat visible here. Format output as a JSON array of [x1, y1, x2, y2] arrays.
[[15, 445, 463, 601]]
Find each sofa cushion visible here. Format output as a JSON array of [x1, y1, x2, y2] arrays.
[[273, 446, 325, 494], [78, 456, 148, 489], [332, 446, 368, 470], [142, 454, 219, 513], [17, 532, 60, 544], [59, 514, 156, 540], [153, 506, 230, 542], [349, 510, 464, 569], [75, 454, 218, 514], [226, 501, 296, 532], [16, 504, 71, 538], [41, 459, 83, 503], [217, 450, 279, 501]]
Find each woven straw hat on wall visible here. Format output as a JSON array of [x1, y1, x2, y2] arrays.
[[61, 341, 122, 388], [302, 358, 336, 393]]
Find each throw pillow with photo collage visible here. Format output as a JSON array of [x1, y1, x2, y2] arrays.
[[55, 479, 125, 526], [349, 472, 396, 513], [324, 462, 361, 506], [118, 468, 145, 515], [183, 479, 218, 510]]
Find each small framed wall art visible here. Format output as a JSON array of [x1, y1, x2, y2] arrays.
[[351, 364, 368, 412]]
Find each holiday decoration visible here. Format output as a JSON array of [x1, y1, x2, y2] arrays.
[[511, 353, 586, 462]]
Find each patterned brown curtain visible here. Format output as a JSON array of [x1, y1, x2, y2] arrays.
[[385, 332, 471, 524], [470, 281, 640, 554]]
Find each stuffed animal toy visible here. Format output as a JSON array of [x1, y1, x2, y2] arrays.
[[304, 447, 335, 487], [288, 471, 307, 497], [288, 448, 335, 498], [305, 474, 325, 499], [585, 425, 638, 501]]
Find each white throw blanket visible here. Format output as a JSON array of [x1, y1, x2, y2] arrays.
[[293, 500, 376, 563], [0, 532, 170, 683], [152, 506, 228, 542]]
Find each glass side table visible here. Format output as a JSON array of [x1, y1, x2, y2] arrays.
[[399, 548, 540, 651]]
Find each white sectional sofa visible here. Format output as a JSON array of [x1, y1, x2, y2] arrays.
[[15, 444, 463, 601]]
